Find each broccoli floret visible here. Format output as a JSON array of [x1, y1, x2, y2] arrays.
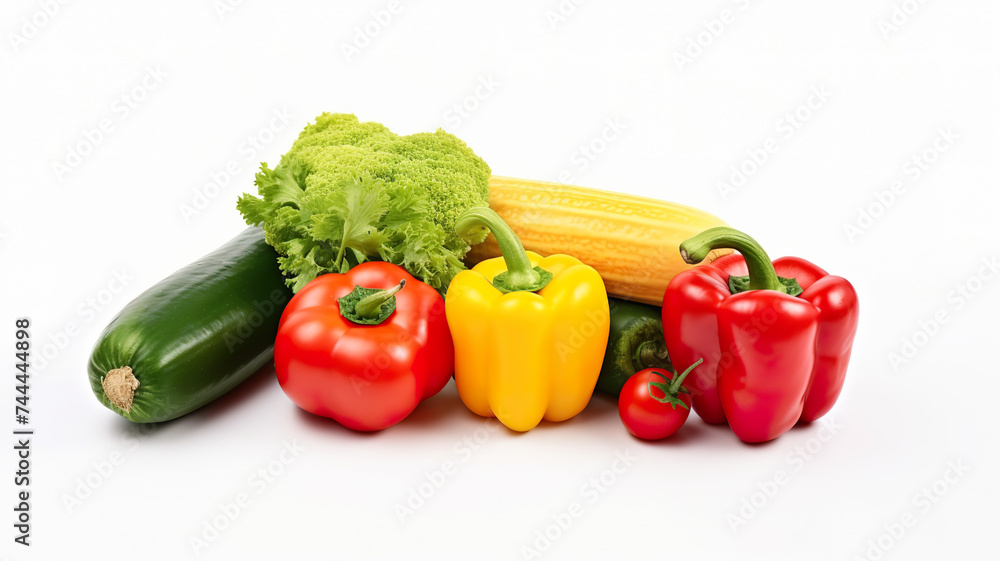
[[237, 113, 491, 293]]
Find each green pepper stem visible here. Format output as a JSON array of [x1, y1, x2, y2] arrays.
[[668, 358, 703, 395], [355, 280, 405, 318], [455, 207, 550, 292], [635, 340, 669, 370], [680, 227, 785, 293]]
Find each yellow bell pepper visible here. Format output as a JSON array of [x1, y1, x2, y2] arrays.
[[446, 207, 610, 432]]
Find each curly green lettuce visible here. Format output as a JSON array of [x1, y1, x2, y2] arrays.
[[237, 113, 491, 293]]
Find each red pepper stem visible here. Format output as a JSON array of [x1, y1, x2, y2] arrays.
[[455, 207, 552, 293], [680, 227, 786, 293], [668, 358, 704, 394], [355, 280, 405, 318]]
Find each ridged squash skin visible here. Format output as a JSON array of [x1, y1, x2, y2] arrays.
[[465, 177, 732, 305], [88, 227, 292, 423]]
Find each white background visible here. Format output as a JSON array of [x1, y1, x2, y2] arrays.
[[2, 1, 998, 560]]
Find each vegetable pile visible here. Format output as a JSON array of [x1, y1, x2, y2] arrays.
[[86, 111, 859, 445]]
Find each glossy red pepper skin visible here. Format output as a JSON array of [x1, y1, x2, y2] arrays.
[[663, 253, 858, 442], [796, 270, 860, 422], [274, 262, 453, 431], [716, 289, 818, 443]]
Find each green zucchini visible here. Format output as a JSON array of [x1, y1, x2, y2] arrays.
[[88, 227, 292, 422], [595, 297, 673, 396]]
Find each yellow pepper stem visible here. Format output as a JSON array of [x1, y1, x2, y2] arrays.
[[455, 207, 552, 293]]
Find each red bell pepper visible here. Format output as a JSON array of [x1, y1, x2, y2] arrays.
[[662, 227, 859, 443], [274, 262, 454, 431]]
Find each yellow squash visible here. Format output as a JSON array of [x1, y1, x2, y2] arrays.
[[466, 176, 732, 305]]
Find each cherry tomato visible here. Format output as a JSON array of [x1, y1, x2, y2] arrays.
[[618, 359, 703, 440]]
